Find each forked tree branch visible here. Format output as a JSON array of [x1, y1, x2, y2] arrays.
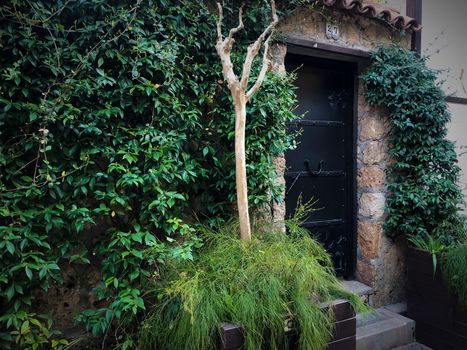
[[240, 1, 278, 91], [216, 3, 245, 54], [216, 1, 278, 95], [216, 4, 245, 90], [227, 4, 244, 42]]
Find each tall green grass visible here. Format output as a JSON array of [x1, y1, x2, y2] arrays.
[[138, 220, 365, 350], [443, 243, 467, 309]]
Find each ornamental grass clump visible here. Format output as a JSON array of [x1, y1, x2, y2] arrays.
[[139, 220, 365, 350], [443, 243, 467, 309]]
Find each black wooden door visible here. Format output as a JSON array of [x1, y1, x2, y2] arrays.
[[285, 54, 355, 277]]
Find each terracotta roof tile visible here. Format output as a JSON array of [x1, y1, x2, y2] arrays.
[[318, 0, 422, 31]]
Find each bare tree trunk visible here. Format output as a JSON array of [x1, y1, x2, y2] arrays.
[[215, 2, 278, 241], [233, 92, 251, 240]]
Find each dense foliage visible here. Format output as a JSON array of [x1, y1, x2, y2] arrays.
[[443, 243, 467, 309], [139, 218, 365, 350], [361, 46, 465, 244], [0, 1, 300, 348]]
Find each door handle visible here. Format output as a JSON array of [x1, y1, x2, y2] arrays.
[[304, 159, 324, 176], [317, 160, 324, 175]]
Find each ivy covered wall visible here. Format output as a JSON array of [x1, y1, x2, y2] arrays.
[[0, 1, 300, 347]]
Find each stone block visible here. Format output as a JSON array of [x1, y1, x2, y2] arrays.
[[341, 279, 374, 297], [362, 141, 385, 165], [359, 116, 387, 141], [378, 237, 407, 305], [359, 192, 385, 219], [358, 103, 381, 118], [357, 166, 385, 189], [357, 220, 382, 260], [271, 155, 286, 227], [356, 260, 376, 287], [270, 43, 287, 75]]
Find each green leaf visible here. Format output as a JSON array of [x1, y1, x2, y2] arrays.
[[47, 262, 60, 270], [6, 285, 15, 300], [56, 203, 65, 211], [131, 250, 143, 259], [25, 267, 33, 280], [131, 233, 143, 244], [129, 270, 139, 280], [39, 268, 47, 280], [20, 320, 30, 334], [5, 241, 15, 255]]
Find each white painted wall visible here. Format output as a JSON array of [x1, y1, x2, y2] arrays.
[[380, 0, 406, 16], [446, 103, 467, 205], [422, 0, 467, 99], [421, 0, 467, 209]]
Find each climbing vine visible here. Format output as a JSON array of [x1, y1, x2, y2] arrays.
[[0, 1, 301, 348], [361, 45, 465, 244]]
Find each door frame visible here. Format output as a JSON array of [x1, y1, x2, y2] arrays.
[[283, 37, 369, 278]]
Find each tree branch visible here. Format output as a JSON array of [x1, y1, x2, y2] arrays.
[[216, 3, 244, 51], [216, 3, 223, 42], [240, 0, 278, 90], [216, 2, 246, 91], [246, 32, 273, 101], [227, 4, 244, 42]]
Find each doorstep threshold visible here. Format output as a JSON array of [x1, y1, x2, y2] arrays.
[[340, 279, 374, 297]]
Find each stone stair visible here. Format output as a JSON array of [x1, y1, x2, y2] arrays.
[[341, 280, 418, 350], [392, 343, 433, 350], [340, 279, 374, 304], [356, 307, 415, 350]]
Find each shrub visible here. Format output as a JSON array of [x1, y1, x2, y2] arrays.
[[361, 45, 465, 244], [139, 219, 365, 350]]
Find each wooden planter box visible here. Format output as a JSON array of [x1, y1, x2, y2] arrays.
[[219, 299, 356, 350], [407, 248, 467, 350]]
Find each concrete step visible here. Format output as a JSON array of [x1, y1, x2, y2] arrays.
[[356, 308, 415, 350], [383, 302, 407, 316], [391, 342, 433, 350], [340, 280, 374, 304]]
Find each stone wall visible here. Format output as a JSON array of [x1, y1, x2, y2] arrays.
[[279, 7, 410, 52], [272, 6, 411, 307], [356, 85, 407, 306]]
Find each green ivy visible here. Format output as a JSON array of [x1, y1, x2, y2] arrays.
[[0, 1, 299, 348], [361, 46, 465, 244]]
